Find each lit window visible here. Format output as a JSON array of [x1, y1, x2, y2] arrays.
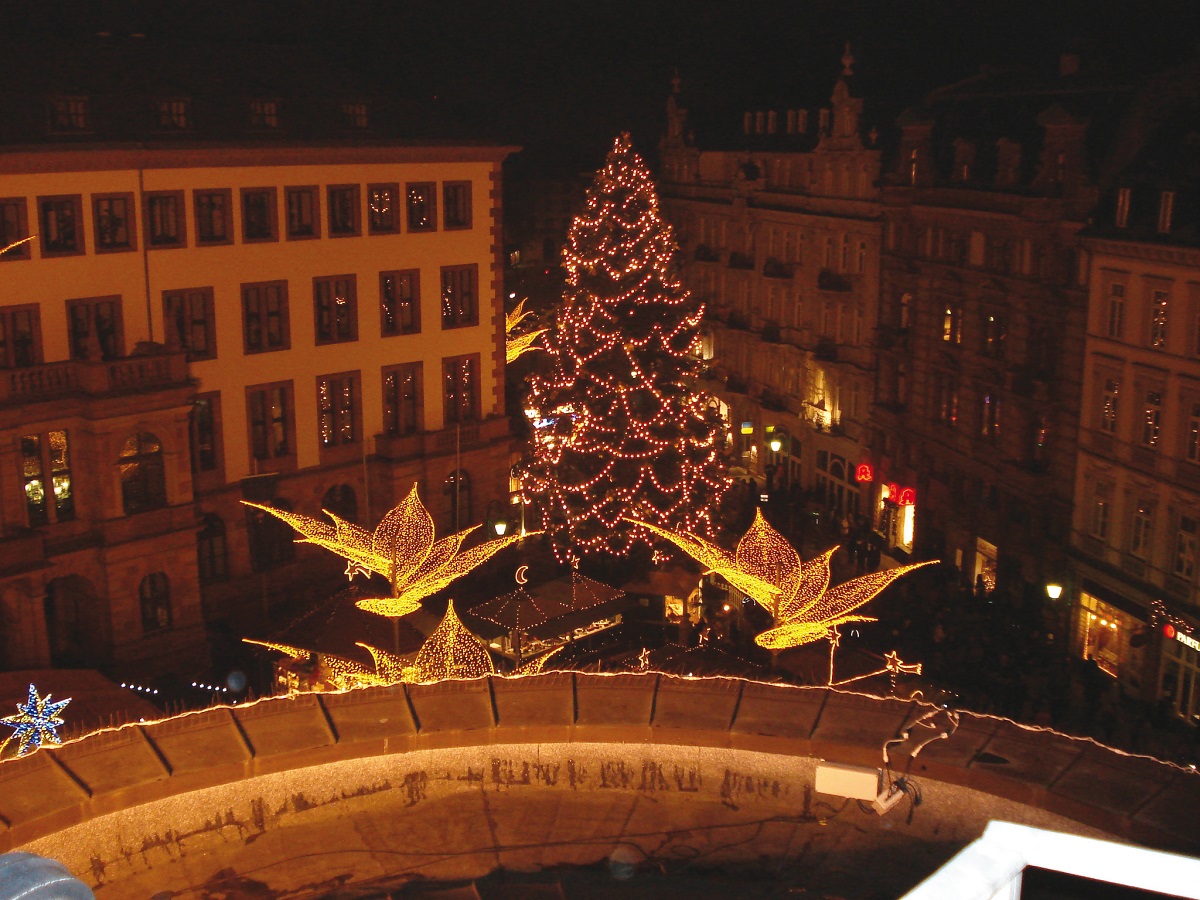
[[380, 270, 420, 336], [1150, 289, 1168, 348], [1188, 402, 1200, 464], [443, 355, 479, 424], [1130, 502, 1154, 560], [980, 392, 1001, 440], [317, 373, 360, 448], [47, 97, 89, 133], [119, 432, 166, 515], [21, 430, 74, 526], [383, 362, 422, 436], [249, 99, 279, 129], [1090, 496, 1109, 540], [441, 265, 478, 329], [1141, 390, 1162, 447], [1100, 378, 1120, 433], [138, 573, 171, 633], [247, 382, 294, 463], [157, 98, 190, 130], [941, 303, 961, 344], [314, 275, 357, 344]]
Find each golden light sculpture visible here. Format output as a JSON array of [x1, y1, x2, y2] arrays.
[[627, 517, 781, 607], [505, 298, 547, 363], [243, 638, 391, 691], [410, 600, 495, 682], [243, 485, 533, 618], [633, 511, 936, 678]]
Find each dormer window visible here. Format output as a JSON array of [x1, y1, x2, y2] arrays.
[[341, 101, 368, 129], [1158, 191, 1175, 234], [156, 98, 190, 131], [249, 99, 280, 130], [47, 97, 90, 133], [1115, 187, 1131, 228]]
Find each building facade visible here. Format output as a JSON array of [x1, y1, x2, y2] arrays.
[[0, 39, 515, 685], [871, 64, 1123, 589], [660, 55, 882, 524], [1068, 67, 1200, 711]]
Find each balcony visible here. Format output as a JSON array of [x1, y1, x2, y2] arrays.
[[760, 322, 781, 343], [762, 258, 794, 279], [0, 351, 191, 407], [693, 244, 719, 263], [727, 251, 755, 270], [814, 338, 839, 361], [816, 269, 853, 292]]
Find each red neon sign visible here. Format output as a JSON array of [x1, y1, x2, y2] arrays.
[[897, 487, 916, 507], [1165, 624, 1178, 639], [855, 464, 874, 483]]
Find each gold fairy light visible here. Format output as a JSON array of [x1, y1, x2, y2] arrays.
[[506, 298, 547, 363], [633, 511, 935, 660], [243, 484, 533, 617], [411, 600, 494, 682]]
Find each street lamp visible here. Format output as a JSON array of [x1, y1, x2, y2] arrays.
[[1046, 583, 1063, 600], [486, 500, 509, 538]]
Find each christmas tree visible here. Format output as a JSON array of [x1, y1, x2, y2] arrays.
[[519, 133, 730, 561]]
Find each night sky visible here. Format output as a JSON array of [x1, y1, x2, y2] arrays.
[[13, 0, 1200, 171]]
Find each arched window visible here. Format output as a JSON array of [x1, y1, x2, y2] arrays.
[[197, 514, 228, 583], [139, 572, 171, 633], [321, 483, 358, 522], [444, 470, 471, 533], [120, 432, 166, 514], [248, 498, 296, 571]]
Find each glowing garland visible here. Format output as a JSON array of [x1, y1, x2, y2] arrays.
[[518, 132, 730, 562], [243, 485, 533, 617], [0, 684, 70, 757]]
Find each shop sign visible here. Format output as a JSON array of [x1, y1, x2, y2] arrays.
[[1164, 623, 1200, 653], [855, 464, 873, 483]]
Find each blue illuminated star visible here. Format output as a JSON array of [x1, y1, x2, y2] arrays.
[[1, 684, 70, 757]]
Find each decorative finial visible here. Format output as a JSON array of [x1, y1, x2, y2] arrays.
[[841, 42, 855, 77]]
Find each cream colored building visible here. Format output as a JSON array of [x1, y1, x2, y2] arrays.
[[0, 140, 515, 683], [660, 55, 881, 520]]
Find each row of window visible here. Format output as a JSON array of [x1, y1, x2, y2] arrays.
[[47, 95, 372, 136], [0, 267, 478, 367], [690, 218, 870, 277], [1098, 378, 1200, 462], [0, 180, 472, 259], [190, 356, 480, 475], [1100, 279, 1199, 355], [1087, 495, 1196, 580]]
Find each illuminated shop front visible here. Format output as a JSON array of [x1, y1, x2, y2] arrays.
[[1075, 589, 1147, 690], [1161, 625, 1200, 724], [876, 481, 915, 555], [975, 538, 999, 592]]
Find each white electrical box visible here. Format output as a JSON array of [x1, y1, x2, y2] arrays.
[[814, 762, 881, 801]]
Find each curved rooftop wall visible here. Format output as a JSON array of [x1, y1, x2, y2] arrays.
[[1, 673, 1197, 894]]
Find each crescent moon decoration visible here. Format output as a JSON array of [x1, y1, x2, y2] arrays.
[[515, 565, 530, 586]]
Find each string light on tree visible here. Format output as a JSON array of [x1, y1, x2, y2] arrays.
[[1, 684, 70, 757], [518, 132, 730, 562]]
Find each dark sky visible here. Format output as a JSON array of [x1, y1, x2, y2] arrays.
[[16, 0, 1200, 171]]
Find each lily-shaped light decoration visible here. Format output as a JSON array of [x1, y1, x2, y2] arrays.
[[243, 638, 406, 691], [506, 298, 548, 364], [632, 510, 935, 659], [627, 516, 782, 608], [243, 485, 534, 618]]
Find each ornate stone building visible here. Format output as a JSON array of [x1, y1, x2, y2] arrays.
[[660, 51, 881, 522], [1068, 57, 1200, 710], [871, 59, 1127, 589]]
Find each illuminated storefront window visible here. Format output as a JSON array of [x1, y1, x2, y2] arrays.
[[1162, 628, 1200, 724], [876, 482, 915, 554], [1077, 592, 1145, 681]]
